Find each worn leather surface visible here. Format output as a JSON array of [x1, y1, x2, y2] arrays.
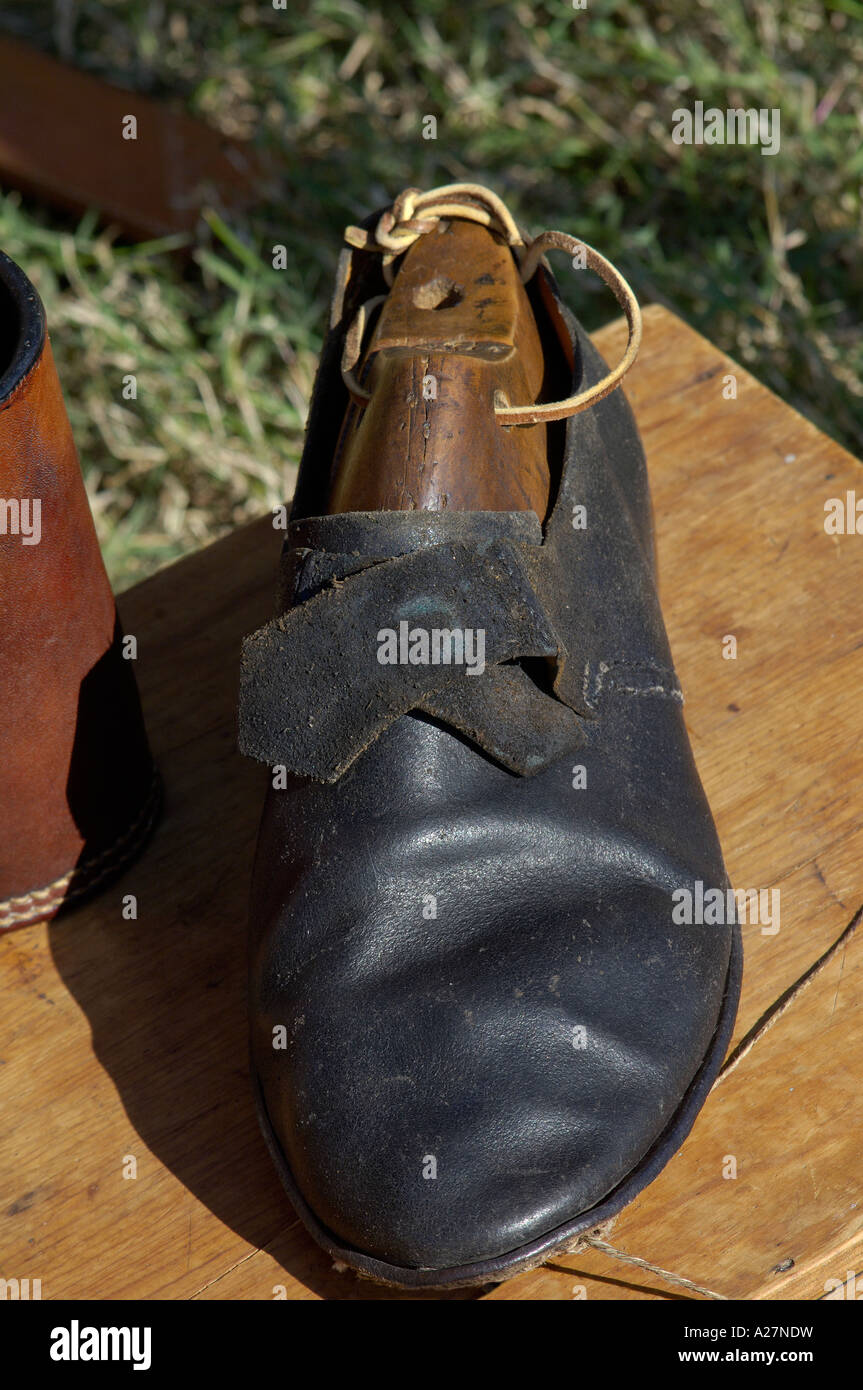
[[0, 252, 157, 925], [247, 247, 735, 1271], [239, 511, 587, 779]]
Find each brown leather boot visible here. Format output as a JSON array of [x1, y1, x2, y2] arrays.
[[0, 251, 159, 932]]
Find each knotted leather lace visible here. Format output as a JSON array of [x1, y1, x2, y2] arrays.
[[336, 182, 642, 426]]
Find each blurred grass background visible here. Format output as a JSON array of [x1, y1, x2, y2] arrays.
[[0, 0, 860, 589]]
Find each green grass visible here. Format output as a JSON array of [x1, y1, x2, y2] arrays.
[[0, 0, 860, 588]]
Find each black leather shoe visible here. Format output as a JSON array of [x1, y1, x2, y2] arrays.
[[239, 184, 742, 1289]]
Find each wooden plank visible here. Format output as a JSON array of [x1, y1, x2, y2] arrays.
[[0, 522, 284, 1298], [1, 306, 860, 1301], [0, 36, 265, 239], [190, 1222, 481, 1301]]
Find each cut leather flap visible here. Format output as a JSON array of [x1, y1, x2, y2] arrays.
[[239, 535, 582, 782]]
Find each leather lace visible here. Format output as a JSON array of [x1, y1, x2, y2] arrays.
[[336, 182, 642, 427]]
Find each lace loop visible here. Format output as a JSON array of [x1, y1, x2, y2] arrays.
[[336, 182, 641, 426]]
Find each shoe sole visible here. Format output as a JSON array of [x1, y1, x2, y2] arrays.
[[251, 923, 743, 1291]]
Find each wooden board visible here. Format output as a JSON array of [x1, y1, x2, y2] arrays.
[[0, 36, 266, 240], [1, 306, 861, 1301]]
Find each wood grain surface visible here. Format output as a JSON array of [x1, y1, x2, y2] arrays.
[[1, 305, 860, 1301]]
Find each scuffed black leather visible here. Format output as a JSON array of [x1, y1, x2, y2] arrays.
[[245, 266, 737, 1274], [239, 510, 585, 779]]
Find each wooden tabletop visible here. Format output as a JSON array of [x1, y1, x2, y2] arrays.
[[2, 305, 861, 1301], [0, 35, 264, 241]]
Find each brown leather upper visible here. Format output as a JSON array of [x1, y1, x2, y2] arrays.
[[0, 282, 157, 927]]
